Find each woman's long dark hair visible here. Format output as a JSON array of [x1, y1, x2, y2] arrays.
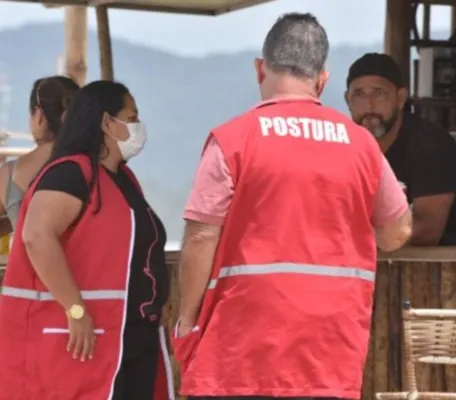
[[50, 80, 130, 213]]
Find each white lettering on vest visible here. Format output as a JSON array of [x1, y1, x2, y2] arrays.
[[301, 118, 312, 139], [312, 120, 324, 141], [324, 120, 337, 142], [259, 117, 273, 136], [336, 123, 350, 144], [258, 117, 351, 144], [287, 117, 301, 138], [273, 117, 288, 136]]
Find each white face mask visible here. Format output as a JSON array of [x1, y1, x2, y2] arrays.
[[111, 120, 147, 161]]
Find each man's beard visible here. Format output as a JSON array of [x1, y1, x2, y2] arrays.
[[356, 111, 398, 139]]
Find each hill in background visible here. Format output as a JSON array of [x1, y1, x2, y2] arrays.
[[0, 23, 381, 240]]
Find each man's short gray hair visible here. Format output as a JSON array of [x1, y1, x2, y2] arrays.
[[262, 12, 329, 80]]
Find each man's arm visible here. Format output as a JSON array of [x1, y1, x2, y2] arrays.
[[372, 156, 412, 252], [412, 195, 454, 245], [408, 132, 456, 245], [178, 221, 221, 329], [177, 137, 233, 335]]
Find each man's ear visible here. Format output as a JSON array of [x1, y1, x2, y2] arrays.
[[316, 70, 329, 97], [254, 57, 265, 85], [398, 87, 408, 110]]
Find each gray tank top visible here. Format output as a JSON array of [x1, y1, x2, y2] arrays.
[[4, 160, 24, 231]]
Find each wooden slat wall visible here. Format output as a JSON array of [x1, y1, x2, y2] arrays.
[[362, 259, 456, 399]]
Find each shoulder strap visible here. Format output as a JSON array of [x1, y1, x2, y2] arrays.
[[4, 160, 16, 205], [120, 163, 143, 195]]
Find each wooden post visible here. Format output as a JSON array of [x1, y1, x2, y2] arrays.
[[451, 6, 456, 35], [96, 6, 114, 81], [423, 4, 431, 40], [384, 0, 411, 90], [64, 6, 88, 86]]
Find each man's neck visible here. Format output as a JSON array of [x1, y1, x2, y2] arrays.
[[378, 113, 404, 154], [263, 75, 319, 101]]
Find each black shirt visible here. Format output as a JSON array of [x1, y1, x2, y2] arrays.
[[34, 161, 169, 356], [386, 113, 456, 245]]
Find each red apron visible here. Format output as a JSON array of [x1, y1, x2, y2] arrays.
[[0, 155, 174, 400], [173, 98, 383, 398]]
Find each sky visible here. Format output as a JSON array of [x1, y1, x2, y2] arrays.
[[0, 0, 454, 56]]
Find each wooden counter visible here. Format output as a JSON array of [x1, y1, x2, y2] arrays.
[[362, 246, 456, 399], [166, 247, 456, 398]]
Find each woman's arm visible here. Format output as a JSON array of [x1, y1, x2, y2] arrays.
[[21, 161, 89, 309], [22, 190, 84, 309], [22, 161, 96, 361], [0, 163, 13, 238]]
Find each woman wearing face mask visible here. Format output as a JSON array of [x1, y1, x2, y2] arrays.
[[0, 75, 79, 236], [0, 81, 173, 400]]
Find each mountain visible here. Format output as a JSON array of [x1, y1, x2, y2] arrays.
[[0, 22, 382, 241]]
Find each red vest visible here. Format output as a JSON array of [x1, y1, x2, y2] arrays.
[[173, 98, 382, 398], [0, 155, 174, 400]]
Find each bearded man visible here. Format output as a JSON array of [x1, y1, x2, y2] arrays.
[[345, 52, 456, 245]]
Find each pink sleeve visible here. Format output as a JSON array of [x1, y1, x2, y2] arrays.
[[371, 156, 409, 228], [183, 136, 234, 225]]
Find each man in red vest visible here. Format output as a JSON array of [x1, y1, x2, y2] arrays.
[[173, 12, 412, 400]]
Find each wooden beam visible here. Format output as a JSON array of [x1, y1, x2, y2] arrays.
[[414, 0, 456, 4], [422, 4, 431, 39], [31, 0, 218, 15], [96, 6, 114, 80], [451, 5, 456, 34], [411, 39, 456, 47], [384, 0, 411, 90], [90, 0, 114, 6], [64, 6, 88, 86]]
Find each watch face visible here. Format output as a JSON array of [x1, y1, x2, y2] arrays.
[[71, 305, 84, 319]]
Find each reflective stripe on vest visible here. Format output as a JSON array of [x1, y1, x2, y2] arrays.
[[1, 286, 126, 301], [207, 262, 375, 290]]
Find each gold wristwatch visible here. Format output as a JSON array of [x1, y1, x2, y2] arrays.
[[66, 304, 85, 320]]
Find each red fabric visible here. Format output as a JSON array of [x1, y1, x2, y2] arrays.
[[183, 137, 232, 226], [371, 157, 409, 227], [173, 98, 383, 398], [0, 155, 173, 400]]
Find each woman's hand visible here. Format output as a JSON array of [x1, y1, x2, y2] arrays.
[[177, 317, 197, 338], [67, 313, 96, 362]]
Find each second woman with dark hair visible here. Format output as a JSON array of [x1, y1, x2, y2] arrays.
[[0, 80, 173, 399], [0, 75, 79, 235]]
